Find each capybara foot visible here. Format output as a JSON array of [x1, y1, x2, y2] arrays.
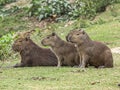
[[57, 65, 61, 68], [80, 68, 86, 72], [73, 65, 81, 68]]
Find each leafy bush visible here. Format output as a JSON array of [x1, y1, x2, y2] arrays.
[[28, 0, 119, 21], [69, 0, 96, 19], [0, 32, 14, 60], [29, 0, 72, 21], [0, 6, 19, 19], [0, 0, 16, 6]]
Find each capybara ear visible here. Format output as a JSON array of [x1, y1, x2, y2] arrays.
[[52, 32, 56, 36], [24, 30, 35, 39]]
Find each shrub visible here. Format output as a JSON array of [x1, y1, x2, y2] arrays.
[[69, 0, 96, 19], [1, 0, 119, 21], [0, 6, 19, 18], [0, 0, 16, 6], [28, 0, 118, 21], [29, 0, 72, 21], [0, 32, 14, 60]]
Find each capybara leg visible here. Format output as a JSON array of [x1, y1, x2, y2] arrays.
[[80, 54, 89, 68], [57, 61, 61, 67], [104, 59, 113, 68], [57, 57, 62, 67], [73, 65, 80, 68], [105, 63, 113, 68], [78, 51, 82, 67], [104, 50, 113, 68]]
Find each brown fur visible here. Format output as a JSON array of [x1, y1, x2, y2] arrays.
[[66, 29, 113, 68], [41, 33, 80, 67], [12, 30, 57, 67]]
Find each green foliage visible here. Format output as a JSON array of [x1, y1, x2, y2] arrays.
[[29, 0, 119, 21], [0, 6, 19, 19], [69, 0, 96, 19], [0, 32, 14, 60], [94, 0, 113, 12], [29, 0, 71, 21], [0, 0, 119, 21], [0, 0, 16, 5], [0, 9, 29, 36]]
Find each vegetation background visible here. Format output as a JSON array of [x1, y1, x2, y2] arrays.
[[0, 0, 120, 90]]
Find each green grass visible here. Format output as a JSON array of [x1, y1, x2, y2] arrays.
[[0, 3, 120, 90], [86, 20, 120, 47], [0, 10, 30, 36], [0, 54, 120, 90]]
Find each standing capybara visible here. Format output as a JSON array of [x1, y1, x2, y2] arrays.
[[41, 33, 80, 67], [12, 30, 57, 67], [66, 29, 113, 68]]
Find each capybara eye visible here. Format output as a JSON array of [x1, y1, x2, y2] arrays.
[[19, 40, 22, 42], [76, 34, 79, 35]]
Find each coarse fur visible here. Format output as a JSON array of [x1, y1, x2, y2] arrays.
[[66, 29, 113, 68], [41, 33, 80, 67], [12, 30, 57, 67]]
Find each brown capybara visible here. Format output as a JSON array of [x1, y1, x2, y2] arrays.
[[66, 29, 113, 68], [12, 30, 57, 67], [41, 32, 80, 67]]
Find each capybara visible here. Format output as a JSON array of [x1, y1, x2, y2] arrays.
[[41, 32, 80, 67], [12, 30, 57, 67], [66, 29, 113, 68]]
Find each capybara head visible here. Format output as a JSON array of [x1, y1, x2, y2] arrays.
[[66, 29, 89, 44], [12, 30, 35, 52], [41, 32, 59, 47]]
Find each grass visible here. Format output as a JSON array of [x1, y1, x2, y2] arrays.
[[0, 3, 120, 90], [0, 54, 120, 90], [0, 10, 32, 36]]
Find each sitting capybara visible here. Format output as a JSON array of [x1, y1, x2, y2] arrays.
[[12, 30, 57, 67], [66, 29, 113, 68], [41, 32, 80, 67]]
